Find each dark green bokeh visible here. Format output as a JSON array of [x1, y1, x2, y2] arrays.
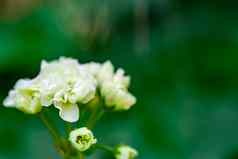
[[0, 0, 238, 159]]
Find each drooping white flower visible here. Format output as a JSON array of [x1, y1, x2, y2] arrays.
[[3, 79, 42, 114], [69, 127, 97, 152], [115, 145, 138, 159]]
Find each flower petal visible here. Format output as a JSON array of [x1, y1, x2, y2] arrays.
[[3, 90, 16, 107], [40, 93, 53, 107], [58, 103, 79, 122]]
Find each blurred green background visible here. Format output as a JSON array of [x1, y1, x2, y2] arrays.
[[1, 0, 238, 159]]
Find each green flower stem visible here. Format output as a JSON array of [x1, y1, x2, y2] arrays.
[[79, 153, 85, 159], [39, 111, 66, 158], [77, 108, 86, 127], [64, 122, 73, 136], [86, 108, 105, 129], [95, 144, 115, 154], [39, 111, 61, 142]]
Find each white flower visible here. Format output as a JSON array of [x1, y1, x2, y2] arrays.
[[98, 61, 136, 111], [53, 79, 96, 122], [82, 61, 136, 110], [115, 145, 138, 159], [53, 89, 79, 123], [37, 57, 82, 103], [38, 57, 97, 122], [69, 127, 97, 152], [32, 58, 78, 107], [101, 82, 136, 110], [3, 79, 42, 114]]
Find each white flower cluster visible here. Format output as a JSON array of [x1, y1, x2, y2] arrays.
[[3, 57, 136, 122]]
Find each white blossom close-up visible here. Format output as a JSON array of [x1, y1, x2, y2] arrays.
[[69, 127, 97, 152], [39, 57, 97, 122]]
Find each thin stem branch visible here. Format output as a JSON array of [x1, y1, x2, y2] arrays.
[[95, 144, 114, 154], [39, 111, 66, 158], [39, 111, 61, 142], [77, 107, 86, 127], [86, 108, 105, 129], [64, 122, 73, 136], [79, 153, 85, 159]]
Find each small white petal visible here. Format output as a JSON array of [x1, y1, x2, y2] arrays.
[[114, 91, 136, 110], [14, 79, 33, 89], [98, 61, 114, 82], [40, 60, 48, 69], [114, 68, 130, 89], [81, 62, 101, 77], [3, 90, 16, 107], [58, 103, 79, 123], [40, 94, 53, 107]]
